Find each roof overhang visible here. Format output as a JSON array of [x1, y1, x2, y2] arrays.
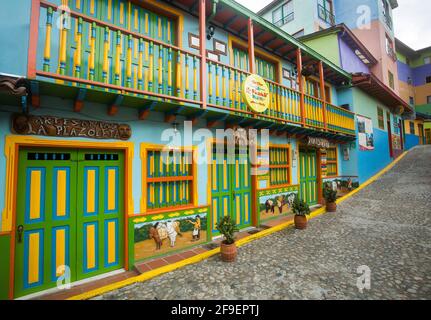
[[299, 24, 378, 66], [352, 73, 413, 114], [167, 0, 352, 86]]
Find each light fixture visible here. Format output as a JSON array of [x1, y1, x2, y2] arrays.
[[207, 26, 215, 40], [172, 121, 179, 135]]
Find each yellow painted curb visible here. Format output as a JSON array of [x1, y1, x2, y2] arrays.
[[335, 150, 408, 204], [68, 150, 409, 300]]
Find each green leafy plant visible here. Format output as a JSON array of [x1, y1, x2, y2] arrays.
[[291, 197, 310, 216], [216, 216, 239, 244], [323, 184, 337, 203]]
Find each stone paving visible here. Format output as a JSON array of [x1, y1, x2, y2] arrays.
[[95, 146, 431, 300]]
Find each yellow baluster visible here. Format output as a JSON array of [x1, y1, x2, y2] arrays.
[[43, 7, 53, 72], [102, 27, 109, 84]]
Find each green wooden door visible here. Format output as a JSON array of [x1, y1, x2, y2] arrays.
[[76, 150, 124, 280], [14, 148, 124, 298], [14, 148, 78, 298], [299, 149, 318, 206], [211, 145, 251, 235]]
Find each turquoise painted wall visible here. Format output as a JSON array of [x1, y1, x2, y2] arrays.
[[0, 0, 31, 76], [337, 87, 397, 183], [0, 98, 215, 229]]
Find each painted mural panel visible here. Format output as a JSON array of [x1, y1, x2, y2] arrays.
[[258, 185, 299, 222], [357, 115, 375, 151], [133, 208, 209, 261]]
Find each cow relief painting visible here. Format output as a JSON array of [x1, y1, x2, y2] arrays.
[[134, 214, 208, 261]]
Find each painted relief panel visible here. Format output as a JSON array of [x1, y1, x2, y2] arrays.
[[258, 185, 299, 222], [357, 115, 375, 151], [133, 208, 209, 261]]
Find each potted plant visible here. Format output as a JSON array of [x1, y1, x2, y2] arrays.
[[216, 216, 239, 262], [323, 184, 338, 212], [292, 197, 311, 229]]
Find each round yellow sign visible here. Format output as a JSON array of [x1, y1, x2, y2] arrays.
[[242, 74, 270, 113]]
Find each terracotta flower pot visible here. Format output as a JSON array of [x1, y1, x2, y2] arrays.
[[220, 241, 237, 262], [326, 202, 337, 212], [294, 214, 307, 229]]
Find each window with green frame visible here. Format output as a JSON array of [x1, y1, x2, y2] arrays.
[[146, 148, 194, 210], [269, 146, 290, 186], [377, 107, 385, 129], [272, 1, 294, 27], [232, 46, 277, 81]]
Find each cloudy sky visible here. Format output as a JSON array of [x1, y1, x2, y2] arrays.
[[236, 0, 431, 50]]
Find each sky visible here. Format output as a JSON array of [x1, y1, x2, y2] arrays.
[[235, 0, 431, 50]]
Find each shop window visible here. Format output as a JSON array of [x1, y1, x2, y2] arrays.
[[144, 147, 195, 211], [377, 107, 385, 130], [269, 146, 290, 186], [409, 121, 415, 135], [326, 147, 338, 177], [306, 78, 331, 102], [426, 76, 431, 84], [409, 96, 414, 105], [427, 95, 431, 104]]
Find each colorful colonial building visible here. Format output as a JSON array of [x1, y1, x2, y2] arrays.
[[259, 0, 411, 180], [298, 24, 411, 183], [0, 0, 359, 299], [396, 39, 431, 147]]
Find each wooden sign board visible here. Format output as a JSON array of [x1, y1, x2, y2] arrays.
[[11, 114, 132, 140]]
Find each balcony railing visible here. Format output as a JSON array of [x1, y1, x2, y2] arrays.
[[317, 4, 335, 26], [32, 1, 355, 137], [383, 14, 393, 30]]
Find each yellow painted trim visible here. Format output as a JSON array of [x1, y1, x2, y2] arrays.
[[68, 149, 411, 300], [1, 135, 134, 232]]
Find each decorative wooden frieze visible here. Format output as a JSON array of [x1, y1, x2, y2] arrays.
[[11, 114, 131, 140]]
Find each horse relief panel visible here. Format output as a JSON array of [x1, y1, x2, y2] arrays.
[[258, 186, 299, 222], [133, 210, 208, 261]]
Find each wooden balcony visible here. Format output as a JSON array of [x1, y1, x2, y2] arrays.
[[28, 0, 355, 138]]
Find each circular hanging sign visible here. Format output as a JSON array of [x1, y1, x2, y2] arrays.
[[242, 74, 270, 113]]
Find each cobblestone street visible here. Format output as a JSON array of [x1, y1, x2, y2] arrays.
[[96, 146, 431, 300]]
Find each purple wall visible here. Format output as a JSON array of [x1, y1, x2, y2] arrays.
[[397, 61, 413, 83], [412, 64, 431, 86], [338, 35, 370, 74]]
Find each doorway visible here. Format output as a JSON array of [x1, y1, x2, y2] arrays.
[[14, 147, 124, 298], [211, 143, 252, 235], [299, 149, 318, 206]]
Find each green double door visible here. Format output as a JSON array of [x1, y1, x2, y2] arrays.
[[14, 148, 124, 298], [299, 149, 318, 206], [211, 145, 252, 235]]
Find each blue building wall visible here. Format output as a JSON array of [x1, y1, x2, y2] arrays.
[[404, 133, 420, 150], [0, 0, 32, 76]]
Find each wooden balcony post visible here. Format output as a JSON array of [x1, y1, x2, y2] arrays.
[[318, 61, 328, 130], [296, 48, 306, 126], [248, 18, 256, 74], [27, 0, 41, 79], [199, 0, 207, 109]]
